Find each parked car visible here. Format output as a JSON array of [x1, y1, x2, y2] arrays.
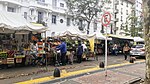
[[130, 44, 145, 57]]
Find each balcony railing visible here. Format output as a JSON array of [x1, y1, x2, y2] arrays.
[[1, 0, 22, 5], [29, 1, 50, 9], [37, 1, 48, 7]]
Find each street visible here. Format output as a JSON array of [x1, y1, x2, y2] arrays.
[[0, 54, 145, 84]]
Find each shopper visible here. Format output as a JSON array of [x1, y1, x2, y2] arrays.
[[113, 44, 118, 56], [30, 41, 38, 66], [77, 41, 83, 63], [123, 43, 130, 60]]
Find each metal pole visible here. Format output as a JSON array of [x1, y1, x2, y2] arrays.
[[113, 0, 116, 34], [45, 31, 47, 71], [105, 26, 108, 77]]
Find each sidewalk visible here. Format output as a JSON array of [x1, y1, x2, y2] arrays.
[[61, 63, 145, 84], [16, 60, 145, 84]]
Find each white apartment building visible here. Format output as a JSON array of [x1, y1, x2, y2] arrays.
[[97, 0, 135, 35], [115, 0, 135, 35], [0, 0, 137, 36], [0, 0, 80, 37], [135, 0, 143, 35], [135, 0, 142, 21]]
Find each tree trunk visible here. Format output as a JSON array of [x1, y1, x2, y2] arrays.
[[143, 0, 150, 83], [87, 21, 90, 34]]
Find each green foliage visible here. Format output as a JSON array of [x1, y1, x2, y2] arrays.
[[66, 0, 101, 21], [124, 13, 143, 37], [65, 0, 108, 34]]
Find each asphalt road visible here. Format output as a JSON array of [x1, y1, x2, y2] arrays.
[[0, 54, 145, 84]]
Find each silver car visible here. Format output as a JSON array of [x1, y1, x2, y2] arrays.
[[130, 44, 145, 57]]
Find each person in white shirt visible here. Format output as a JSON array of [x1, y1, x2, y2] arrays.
[[82, 42, 87, 52]]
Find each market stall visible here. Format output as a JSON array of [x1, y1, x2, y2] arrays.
[[133, 37, 144, 45], [107, 34, 134, 54], [53, 28, 96, 62], [0, 11, 47, 68]]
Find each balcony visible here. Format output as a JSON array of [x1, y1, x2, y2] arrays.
[[114, 18, 119, 22], [29, 1, 51, 10], [51, 6, 67, 14], [37, 1, 48, 7], [114, 9, 119, 14], [0, 0, 22, 5], [114, 1, 119, 5]]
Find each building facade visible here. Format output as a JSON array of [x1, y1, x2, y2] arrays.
[[135, 0, 143, 36], [0, 0, 139, 36], [115, 0, 135, 35], [97, 0, 135, 35], [0, 0, 79, 37]]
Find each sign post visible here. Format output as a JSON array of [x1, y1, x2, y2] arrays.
[[101, 12, 111, 77]]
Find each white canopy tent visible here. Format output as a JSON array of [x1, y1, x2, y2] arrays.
[[55, 27, 86, 37], [89, 31, 106, 40], [133, 37, 144, 42], [0, 11, 47, 33]]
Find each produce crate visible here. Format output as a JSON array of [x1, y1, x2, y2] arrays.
[[0, 52, 7, 58]]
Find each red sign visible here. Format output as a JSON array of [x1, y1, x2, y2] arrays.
[[101, 12, 111, 27]]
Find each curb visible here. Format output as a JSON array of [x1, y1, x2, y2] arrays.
[[124, 77, 142, 84], [41, 61, 145, 84], [16, 60, 145, 84]]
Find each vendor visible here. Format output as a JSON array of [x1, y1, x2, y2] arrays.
[[56, 39, 67, 66]]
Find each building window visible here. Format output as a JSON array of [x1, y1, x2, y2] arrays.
[[52, 0, 57, 7], [60, 3, 64, 7], [52, 15, 56, 24], [78, 20, 83, 31], [38, 12, 43, 23], [126, 10, 128, 15], [126, 2, 128, 7], [121, 0, 123, 5], [67, 18, 71, 26], [30, 9, 34, 15], [24, 12, 27, 19], [121, 8, 123, 14], [37, 0, 45, 2], [121, 16, 123, 21], [7, 7, 15, 12], [120, 24, 123, 29], [115, 5, 117, 9], [93, 22, 97, 32]]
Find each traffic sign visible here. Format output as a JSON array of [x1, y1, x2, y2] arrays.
[[101, 12, 111, 27]]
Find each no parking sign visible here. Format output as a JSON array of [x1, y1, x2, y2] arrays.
[[101, 12, 111, 27]]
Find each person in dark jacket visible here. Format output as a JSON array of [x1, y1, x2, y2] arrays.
[[77, 41, 83, 63], [56, 39, 67, 66]]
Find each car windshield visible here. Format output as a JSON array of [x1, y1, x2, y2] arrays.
[[132, 45, 144, 48]]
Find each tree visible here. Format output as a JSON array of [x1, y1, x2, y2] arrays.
[[143, 0, 150, 83], [65, 0, 111, 34], [123, 8, 143, 37]]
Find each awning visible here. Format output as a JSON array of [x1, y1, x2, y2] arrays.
[[107, 34, 133, 40], [0, 11, 47, 33], [133, 37, 144, 42]]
